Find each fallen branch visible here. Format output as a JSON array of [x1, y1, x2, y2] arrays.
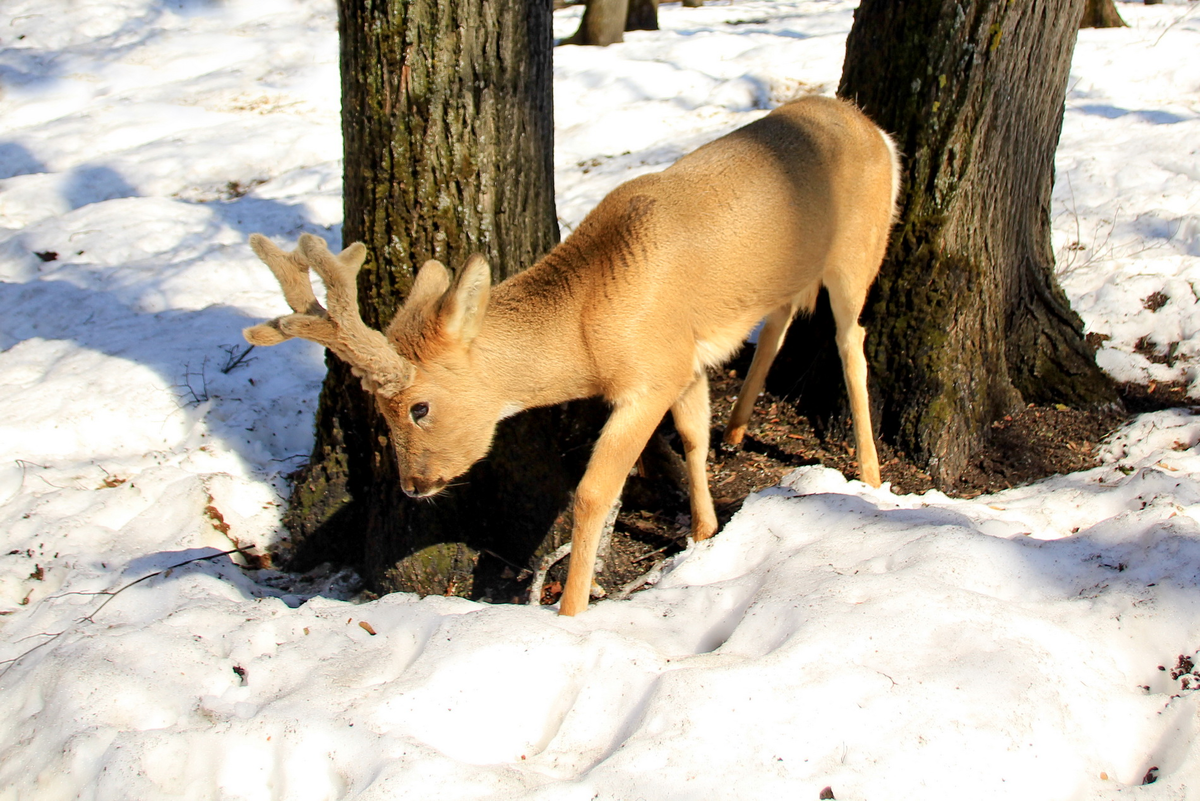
[[632, 542, 674, 564], [611, 559, 665, 601], [527, 502, 620, 605], [527, 542, 574, 607]]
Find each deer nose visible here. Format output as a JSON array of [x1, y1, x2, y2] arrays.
[[403, 477, 445, 499]]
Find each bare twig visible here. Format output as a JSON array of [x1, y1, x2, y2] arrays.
[[176, 358, 211, 406], [0, 546, 256, 679], [479, 548, 531, 581], [79, 546, 255, 622], [219, 344, 256, 374], [14, 460, 75, 490], [632, 542, 674, 564], [1153, 2, 1200, 47]]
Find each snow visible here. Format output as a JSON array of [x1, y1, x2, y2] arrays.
[[2, 1, 1200, 798]]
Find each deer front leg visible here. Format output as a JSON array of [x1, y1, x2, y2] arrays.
[[559, 398, 673, 616], [672, 372, 718, 541], [825, 269, 882, 488], [836, 319, 881, 488]]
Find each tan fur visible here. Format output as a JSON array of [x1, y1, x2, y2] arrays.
[[247, 96, 900, 616]]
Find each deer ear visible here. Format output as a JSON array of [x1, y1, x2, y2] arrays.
[[407, 260, 452, 312], [440, 254, 492, 345]]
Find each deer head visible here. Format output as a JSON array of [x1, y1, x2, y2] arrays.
[[376, 251, 506, 498], [245, 234, 502, 498]]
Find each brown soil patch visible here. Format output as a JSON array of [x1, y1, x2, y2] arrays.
[[535, 371, 1184, 606]]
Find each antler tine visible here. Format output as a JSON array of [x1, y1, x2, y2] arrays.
[[295, 234, 372, 330], [243, 234, 333, 347], [249, 233, 326, 316], [243, 233, 413, 398]]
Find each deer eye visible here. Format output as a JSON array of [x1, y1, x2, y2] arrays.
[[410, 402, 430, 423]]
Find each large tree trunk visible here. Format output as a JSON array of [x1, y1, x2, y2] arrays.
[[771, 0, 1117, 488], [565, 0, 630, 46], [625, 0, 660, 32], [280, 0, 595, 599], [1081, 0, 1128, 27], [565, 0, 662, 46]]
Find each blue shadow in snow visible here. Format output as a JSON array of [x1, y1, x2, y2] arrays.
[[0, 189, 338, 478], [63, 165, 140, 210], [0, 141, 46, 180], [1074, 104, 1190, 125]]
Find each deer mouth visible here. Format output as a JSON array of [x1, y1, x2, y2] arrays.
[[402, 477, 446, 499]]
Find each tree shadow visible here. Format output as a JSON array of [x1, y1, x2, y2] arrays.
[[206, 195, 325, 240], [1, 0, 247, 111], [1073, 103, 1190, 125], [1, 190, 335, 476], [63, 165, 139, 210], [0, 142, 46, 180]]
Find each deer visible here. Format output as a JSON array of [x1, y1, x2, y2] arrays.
[[244, 95, 900, 616]]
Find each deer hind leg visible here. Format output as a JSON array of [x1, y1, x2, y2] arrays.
[[672, 371, 718, 541], [723, 285, 818, 448], [824, 267, 881, 488], [722, 304, 794, 448], [559, 396, 675, 616]]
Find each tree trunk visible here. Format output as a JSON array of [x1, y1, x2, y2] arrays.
[[281, 0, 598, 599], [770, 0, 1117, 489], [625, 0, 659, 32], [566, 0, 630, 46], [1081, 0, 1129, 27]]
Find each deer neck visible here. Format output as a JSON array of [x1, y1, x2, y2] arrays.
[[469, 265, 597, 414]]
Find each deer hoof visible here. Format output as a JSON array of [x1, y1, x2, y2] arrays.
[[720, 426, 745, 452]]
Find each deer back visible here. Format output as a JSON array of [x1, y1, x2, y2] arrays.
[[473, 95, 898, 402]]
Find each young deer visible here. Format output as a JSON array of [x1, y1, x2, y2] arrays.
[[245, 96, 899, 616]]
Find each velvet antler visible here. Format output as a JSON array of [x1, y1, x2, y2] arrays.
[[243, 233, 413, 398]]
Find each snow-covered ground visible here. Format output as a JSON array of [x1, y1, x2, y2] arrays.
[[1, 1, 1199, 798]]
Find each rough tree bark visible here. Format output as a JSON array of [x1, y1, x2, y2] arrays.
[[1081, 0, 1128, 27], [280, 0, 597, 599], [769, 0, 1117, 488]]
